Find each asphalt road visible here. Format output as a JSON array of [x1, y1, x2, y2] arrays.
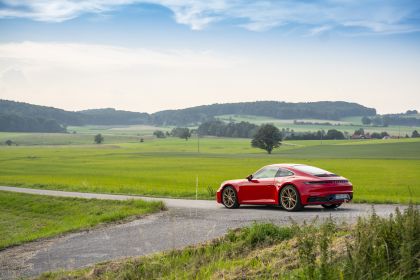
[[0, 186, 405, 280]]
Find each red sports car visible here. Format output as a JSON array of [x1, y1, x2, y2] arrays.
[[216, 164, 353, 211]]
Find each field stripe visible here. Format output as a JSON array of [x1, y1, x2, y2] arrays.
[[0, 186, 217, 209]]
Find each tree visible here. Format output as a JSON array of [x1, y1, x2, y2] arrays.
[[325, 129, 345, 140], [5, 139, 12, 146], [251, 124, 282, 154], [354, 128, 365, 136], [171, 127, 191, 140], [412, 130, 420, 138], [371, 132, 381, 139], [153, 130, 166, 138], [361, 116, 371, 125], [380, 131, 389, 138], [94, 133, 104, 144]]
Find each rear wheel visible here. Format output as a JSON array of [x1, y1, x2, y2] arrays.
[[222, 186, 239, 209], [280, 185, 303, 212], [321, 203, 342, 209]]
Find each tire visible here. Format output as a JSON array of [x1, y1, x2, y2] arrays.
[[321, 203, 342, 209], [222, 186, 239, 209], [279, 185, 303, 212]]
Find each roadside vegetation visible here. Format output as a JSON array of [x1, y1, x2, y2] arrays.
[[0, 191, 165, 249], [39, 205, 420, 280], [0, 137, 419, 203]]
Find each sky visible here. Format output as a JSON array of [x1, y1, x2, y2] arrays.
[[0, 1, 419, 114]]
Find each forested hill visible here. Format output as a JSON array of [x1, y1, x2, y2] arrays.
[[151, 101, 376, 125], [0, 100, 149, 132], [79, 108, 150, 125], [0, 99, 376, 132]]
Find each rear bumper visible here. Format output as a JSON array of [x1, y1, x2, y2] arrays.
[[304, 192, 353, 204]]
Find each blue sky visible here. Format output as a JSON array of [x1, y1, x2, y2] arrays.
[[0, 0, 419, 113]]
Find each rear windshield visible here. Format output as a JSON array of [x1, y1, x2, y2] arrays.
[[293, 165, 337, 176]]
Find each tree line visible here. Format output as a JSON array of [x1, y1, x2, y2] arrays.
[[362, 111, 420, 127], [197, 120, 259, 138]]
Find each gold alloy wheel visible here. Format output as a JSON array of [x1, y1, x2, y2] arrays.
[[222, 187, 236, 208], [281, 186, 298, 210]]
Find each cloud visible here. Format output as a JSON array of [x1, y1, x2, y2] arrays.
[[0, 0, 419, 35], [308, 25, 333, 36], [0, 41, 240, 111], [0, 41, 234, 73]]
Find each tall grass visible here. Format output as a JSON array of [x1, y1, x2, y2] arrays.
[[344, 206, 420, 280], [291, 205, 420, 280]]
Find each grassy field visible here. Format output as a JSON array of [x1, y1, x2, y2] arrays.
[[0, 191, 164, 249], [217, 114, 420, 136], [0, 132, 144, 145], [39, 206, 420, 280], [0, 135, 419, 203]]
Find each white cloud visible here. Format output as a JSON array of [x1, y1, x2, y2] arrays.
[[0, 0, 419, 34], [0, 41, 231, 70], [308, 25, 333, 36]]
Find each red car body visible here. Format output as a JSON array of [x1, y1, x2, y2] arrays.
[[216, 164, 353, 210]]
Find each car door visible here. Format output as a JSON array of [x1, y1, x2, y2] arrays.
[[239, 167, 279, 204]]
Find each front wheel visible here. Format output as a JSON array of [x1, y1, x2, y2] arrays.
[[321, 203, 342, 209], [280, 185, 303, 212], [222, 186, 239, 209]]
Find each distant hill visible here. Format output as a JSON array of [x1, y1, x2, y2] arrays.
[[0, 99, 377, 132], [79, 108, 150, 125], [0, 100, 149, 132], [151, 101, 376, 125]]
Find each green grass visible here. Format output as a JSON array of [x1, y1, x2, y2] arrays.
[[0, 132, 145, 146], [67, 124, 173, 136], [0, 191, 165, 249], [39, 206, 420, 280], [0, 137, 419, 203]]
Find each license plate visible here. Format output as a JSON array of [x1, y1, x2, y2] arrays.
[[335, 194, 349, 200]]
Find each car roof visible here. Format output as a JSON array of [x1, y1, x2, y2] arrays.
[[266, 163, 304, 168]]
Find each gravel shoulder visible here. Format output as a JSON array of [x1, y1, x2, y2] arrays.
[[0, 186, 405, 280]]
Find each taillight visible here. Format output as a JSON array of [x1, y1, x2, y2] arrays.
[[304, 180, 349, 185]]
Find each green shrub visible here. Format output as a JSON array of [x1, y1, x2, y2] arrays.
[[344, 205, 420, 280]]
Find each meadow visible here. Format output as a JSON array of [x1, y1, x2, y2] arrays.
[[0, 191, 164, 249], [0, 134, 419, 204]]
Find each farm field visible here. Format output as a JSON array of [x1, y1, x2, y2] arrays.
[[0, 134, 419, 203], [217, 114, 420, 136], [0, 191, 164, 249]]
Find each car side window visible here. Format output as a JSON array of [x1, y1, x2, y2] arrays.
[[253, 167, 279, 179], [276, 168, 294, 177]]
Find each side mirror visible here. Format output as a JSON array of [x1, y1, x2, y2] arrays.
[[246, 174, 253, 181]]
